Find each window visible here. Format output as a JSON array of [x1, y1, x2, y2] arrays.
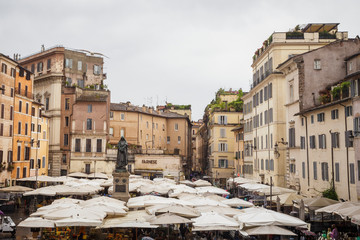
[[77, 79, 84, 88], [25, 85, 28, 97], [146, 121, 149, 128], [302, 162, 306, 179], [37, 62, 43, 72], [109, 127, 113, 136], [31, 107, 35, 117], [175, 123, 179, 131], [269, 108, 273, 123], [220, 128, 226, 138], [260, 90, 263, 104], [66, 77, 72, 86], [314, 59, 321, 70], [318, 134, 326, 149], [78, 61, 82, 71], [355, 117, 360, 137], [65, 98, 70, 110], [331, 109, 339, 119], [17, 146, 21, 160], [313, 162, 317, 180], [260, 112, 263, 126], [121, 113, 125, 120], [97, 139, 102, 152], [45, 98, 49, 110], [270, 159, 274, 171], [1, 63, 7, 73], [62, 154, 67, 164], [85, 164, 90, 174], [26, 102, 29, 114], [18, 122, 21, 134], [301, 117, 304, 126], [290, 163, 296, 173], [289, 128, 295, 147], [167, 136, 170, 144], [42, 156, 46, 168], [88, 104, 92, 113], [219, 143, 227, 152], [37, 124, 41, 133], [268, 83, 273, 99], [10, 88, 13, 97], [75, 139, 81, 152], [261, 159, 264, 170], [9, 125, 12, 136], [266, 159, 269, 170], [87, 118, 92, 130], [219, 115, 227, 125], [64, 134, 69, 146], [65, 116, 69, 127], [93, 65, 101, 74], [264, 110, 268, 124], [345, 106, 352, 117], [218, 159, 228, 168], [31, 64, 35, 73], [65, 58, 73, 68], [19, 100, 22, 112], [7, 151, 12, 163], [43, 130, 46, 139], [30, 159, 34, 169], [1, 104, 4, 119], [120, 129, 124, 137], [0, 123, 3, 136], [86, 139, 91, 152], [264, 86, 268, 100], [110, 112, 113, 119], [335, 163, 340, 182], [321, 162, 329, 181], [47, 59, 51, 70], [25, 123, 28, 135], [31, 123, 35, 132], [350, 163, 355, 184], [345, 130, 354, 148], [178, 136, 181, 144], [317, 113, 325, 122], [289, 84, 294, 102], [311, 115, 314, 124], [331, 132, 340, 148], [22, 167, 27, 178], [1, 85, 4, 95], [309, 135, 316, 149]]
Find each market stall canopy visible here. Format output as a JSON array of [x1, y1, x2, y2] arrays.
[[222, 198, 254, 208], [191, 212, 239, 231], [98, 210, 156, 229], [334, 205, 360, 219], [0, 186, 34, 193], [87, 172, 108, 179], [294, 197, 339, 210], [315, 202, 360, 215], [81, 196, 126, 207], [195, 186, 229, 195], [168, 184, 197, 198], [55, 216, 102, 227], [193, 179, 211, 187], [18, 217, 55, 228], [195, 206, 243, 217], [42, 205, 106, 220], [67, 172, 89, 178], [179, 180, 195, 187], [227, 177, 258, 185], [267, 193, 305, 206], [149, 212, 194, 225], [184, 196, 228, 207], [243, 225, 297, 236], [17, 175, 73, 183], [234, 207, 307, 229], [154, 204, 200, 218]]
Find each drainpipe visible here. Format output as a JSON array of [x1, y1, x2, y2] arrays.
[[339, 103, 351, 200]]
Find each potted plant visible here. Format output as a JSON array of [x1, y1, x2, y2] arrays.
[[331, 86, 341, 101], [341, 81, 350, 98]]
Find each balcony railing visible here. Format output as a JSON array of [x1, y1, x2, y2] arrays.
[[286, 32, 304, 39], [319, 32, 336, 39]]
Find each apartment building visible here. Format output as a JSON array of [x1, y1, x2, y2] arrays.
[[243, 23, 348, 187], [30, 102, 49, 178], [191, 120, 202, 173], [278, 39, 360, 200], [19, 46, 107, 176], [64, 87, 110, 175], [157, 104, 192, 121], [206, 90, 242, 185], [109, 102, 192, 177], [0, 54, 16, 186], [232, 124, 244, 177], [12, 65, 34, 181]]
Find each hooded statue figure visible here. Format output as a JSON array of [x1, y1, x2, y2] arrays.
[[116, 137, 128, 171]]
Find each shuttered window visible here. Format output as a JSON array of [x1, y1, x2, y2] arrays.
[[321, 162, 329, 181], [289, 128, 295, 147], [335, 163, 340, 182], [309, 135, 316, 149], [313, 162, 317, 180], [318, 134, 326, 149]]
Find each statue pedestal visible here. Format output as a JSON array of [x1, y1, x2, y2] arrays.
[[112, 170, 130, 202]]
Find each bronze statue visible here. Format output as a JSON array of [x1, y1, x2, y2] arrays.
[[116, 137, 128, 171]]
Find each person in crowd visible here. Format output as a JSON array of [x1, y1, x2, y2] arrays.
[[330, 224, 339, 240]]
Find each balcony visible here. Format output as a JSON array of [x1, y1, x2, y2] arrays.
[[286, 32, 304, 39], [15, 88, 33, 99]]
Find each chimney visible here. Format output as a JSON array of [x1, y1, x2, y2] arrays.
[[142, 104, 146, 112]]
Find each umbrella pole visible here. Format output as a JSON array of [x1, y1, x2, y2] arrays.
[[136, 228, 137, 240], [168, 225, 169, 240]]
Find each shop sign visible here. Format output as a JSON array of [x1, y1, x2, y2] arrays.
[[142, 160, 157, 164]]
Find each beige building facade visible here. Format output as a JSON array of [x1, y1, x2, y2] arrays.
[[243, 23, 348, 187]]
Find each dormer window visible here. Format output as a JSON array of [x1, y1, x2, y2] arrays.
[[314, 59, 321, 70]]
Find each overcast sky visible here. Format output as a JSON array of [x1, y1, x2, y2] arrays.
[[1, 0, 359, 120]]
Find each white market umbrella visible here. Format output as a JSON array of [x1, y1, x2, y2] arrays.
[[23, 186, 57, 196], [179, 180, 195, 187], [18, 217, 55, 228], [43, 206, 106, 220], [193, 179, 211, 187], [52, 198, 84, 205], [127, 195, 167, 208], [315, 202, 360, 214], [234, 208, 307, 229], [222, 198, 254, 208], [98, 210, 157, 229], [68, 172, 89, 178], [196, 186, 229, 195], [81, 196, 126, 207], [190, 197, 229, 207], [267, 193, 305, 206], [244, 225, 297, 236], [87, 172, 108, 179], [0, 186, 34, 193], [149, 212, 194, 225], [155, 204, 200, 218], [195, 206, 243, 217], [55, 216, 102, 227], [191, 212, 239, 231]]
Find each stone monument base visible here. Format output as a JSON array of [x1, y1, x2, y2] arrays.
[[112, 170, 130, 202]]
